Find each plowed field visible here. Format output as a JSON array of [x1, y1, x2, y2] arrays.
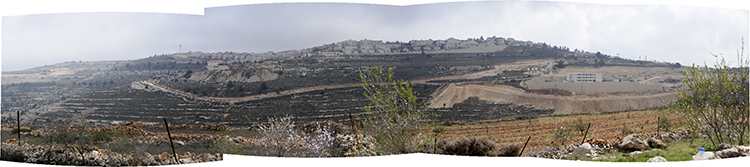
[[426, 109, 688, 151]]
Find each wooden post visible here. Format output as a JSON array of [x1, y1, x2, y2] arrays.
[[580, 123, 591, 144], [485, 125, 490, 140], [164, 118, 179, 164], [349, 113, 360, 150], [519, 136, 531, 157], [17, 111, 21, 141], [434, 136, 438, 154]]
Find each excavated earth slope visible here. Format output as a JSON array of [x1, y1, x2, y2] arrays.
[[429, 83, 677, 114]]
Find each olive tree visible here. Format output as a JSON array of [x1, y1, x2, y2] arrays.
[[358, 66, 433, 155], [672, 39, 749, 147]]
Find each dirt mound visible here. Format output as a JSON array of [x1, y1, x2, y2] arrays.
[[429, 83, 677, 114]]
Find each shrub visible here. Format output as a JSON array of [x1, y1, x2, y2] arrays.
[[10, 128, 32, 134], [437, 136, 497, 156], [672, 39, 749, 148], [621, 124, 633, 135], [91, 131, 113, 143], [551, 124, 574, 145], [0, 148, 26, 162], [358, 66, 434, 155], [299, 122, 339, 157], [496, 144, 522, 157], [657, 115, 672, 133], [256, 116, 305, 157], [572, 117, 589, 134]]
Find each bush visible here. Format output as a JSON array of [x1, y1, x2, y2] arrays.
[[10, 128, 32, 134], [0, 147, 26, 162], [437, 136, 497, 156], [672, 39, 749, 148], [657, 115, 672, 133], [91, 131, 113, 143], [299, 122, 339, 157], [496, 144, 522, 157], [551, 124, 574, 145], [621, 124, 633, 135], [256, 116, 305, 157], [572, 117, 589, 134], [358, 66, 434, 155]]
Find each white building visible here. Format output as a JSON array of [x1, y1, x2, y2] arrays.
[[207, 60, 225, 70], [566, 72, 602, 82]]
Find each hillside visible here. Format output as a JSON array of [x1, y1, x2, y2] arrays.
[[2, 36, 683, 126]]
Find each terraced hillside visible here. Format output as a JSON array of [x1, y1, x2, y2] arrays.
[[37, 83, 441, 127]]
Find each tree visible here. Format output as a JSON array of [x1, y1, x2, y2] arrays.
[[257, 116, 304, 157], [671, 39, 749, 147], [358, 66, 433, 155]]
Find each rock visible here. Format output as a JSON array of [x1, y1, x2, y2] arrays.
[[716, 143, 732, 151], [5, 138, 16, 143], [179, 158, 194, 164], [647, 156, 668, 162], [573, 143, 592, 155], [627, 151, 643, 157], [715, 146, 748, 158], [648, 138, 668, 148], [589, 150, 598, 157], [174, 141, 186, 146], [619, 134, 649, 151]]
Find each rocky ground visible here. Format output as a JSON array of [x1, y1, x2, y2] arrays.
[[524, 130, 750, 161], [1, 141, 221, 166]]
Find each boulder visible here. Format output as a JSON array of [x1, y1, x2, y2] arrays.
[[573, 143, 592, 155], [647, 156, 667, 162], [648, 138, 668, 148], [715, 146, 748, 158], [619, 134, 649, 151], [716, 143, 732, 151]]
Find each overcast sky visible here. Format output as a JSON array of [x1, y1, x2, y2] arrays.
[[1, 0, 749, 71]]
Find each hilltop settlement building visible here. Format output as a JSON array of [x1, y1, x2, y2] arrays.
[[566, 72, 602, 82]]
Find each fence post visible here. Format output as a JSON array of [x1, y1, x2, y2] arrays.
[[17, 111, 21, 142], [580, 123, 591, 144], [349, 112, 360, 150], [164, 118, 179, 164], [519, 136, 531, 157]]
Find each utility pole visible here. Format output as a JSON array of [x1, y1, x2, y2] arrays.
[[179, 45, 182, 53]]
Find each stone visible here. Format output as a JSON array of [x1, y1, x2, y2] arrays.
[[174, 141, 186, 146], [715, 146, 748, 158], [716, 143, 732, 151], [619, 134, 649, 151], [179, 158, 194, 164], [648, 138, 668, 148], [573, 143, 592, 155], [627, 151, 643, 157], [647, 156, 668, 162]]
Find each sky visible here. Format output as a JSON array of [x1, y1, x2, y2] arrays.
[[1, 0, 749, 72]]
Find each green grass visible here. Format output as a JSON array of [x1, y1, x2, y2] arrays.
[[592, 138, 710, 162]]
